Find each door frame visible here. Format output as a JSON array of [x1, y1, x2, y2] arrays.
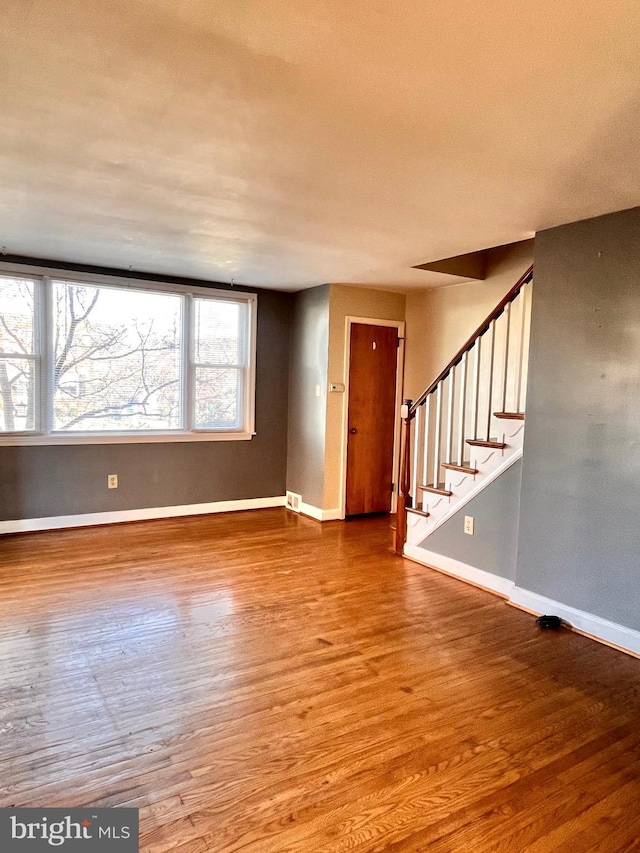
[[339, 316, 406, 519]]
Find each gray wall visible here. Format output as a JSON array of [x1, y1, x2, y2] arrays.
[[286, 285, 329, 508], [419, 459, 522, 581], [0, 288, 292, 520], [516, 206, 640, 630]]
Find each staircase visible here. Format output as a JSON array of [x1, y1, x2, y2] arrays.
[[395, 265, 533, 554]]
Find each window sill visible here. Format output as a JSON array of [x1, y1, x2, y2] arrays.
[[0, 431, 256, 446]]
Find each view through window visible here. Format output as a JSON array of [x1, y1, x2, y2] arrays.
[[0, 273, 255, 439], [0, 277, 38, 432]]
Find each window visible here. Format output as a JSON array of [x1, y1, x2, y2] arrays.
[[0, 270, 256, 443], [0, 277, 39, 433], [193, 297, 246, 430]]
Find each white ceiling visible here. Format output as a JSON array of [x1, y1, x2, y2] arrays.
[[1, 0, 639, 291]]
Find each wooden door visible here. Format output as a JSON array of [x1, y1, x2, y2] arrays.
[[345, 323, 398, 516]]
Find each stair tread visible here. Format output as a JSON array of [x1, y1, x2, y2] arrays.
[[406, 507, 430, 518], [494, 411, 525, 420], [419, 484, 453, 497], [466, 439, 507, 449], [441, 462, 478, 474]]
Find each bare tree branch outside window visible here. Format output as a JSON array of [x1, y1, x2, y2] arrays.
[[0, 279, 36, 432], [0, 277, 246, 434], [51, 281, 183, 431]]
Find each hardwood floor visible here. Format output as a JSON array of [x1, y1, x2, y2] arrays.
[[1, 509, 640, 852]]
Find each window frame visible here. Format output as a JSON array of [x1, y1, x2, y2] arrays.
[[0, 262, 257, 445]]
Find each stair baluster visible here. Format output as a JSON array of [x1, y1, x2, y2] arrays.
[[485, 320, 496, 441], [501, 302, 511, 413], [433, 383, 442, 484], [421, 395, 430, 506], [472, 337, 481, 441], [516, 284, 529, 412], [445, 369, 455, 465], [412, 403, 421, 509], [457, 351, 468, 467]]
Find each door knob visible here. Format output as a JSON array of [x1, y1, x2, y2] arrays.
[[349, 428, 357, 434]]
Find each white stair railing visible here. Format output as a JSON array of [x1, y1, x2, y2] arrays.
[[396, 266, 533, 552]]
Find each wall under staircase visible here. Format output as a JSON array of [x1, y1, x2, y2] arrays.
[[405, 457, 522, 597]]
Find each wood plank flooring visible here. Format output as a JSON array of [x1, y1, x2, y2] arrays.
[[1, 509, 640, 851]]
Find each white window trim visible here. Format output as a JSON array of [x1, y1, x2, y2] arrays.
[[0, 262, 257, 445]]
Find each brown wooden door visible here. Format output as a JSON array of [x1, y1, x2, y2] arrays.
[[345, 323, 398, 516]]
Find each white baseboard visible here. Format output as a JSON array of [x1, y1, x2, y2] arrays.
[[298, 501, 323, 521], [508, 587, 640, 658], [0, 496, 287, 535], [403, 544, 515, 598], [321, 507, 343, 521], [405, 548, 640, 658], [297, 501, 343, 522]]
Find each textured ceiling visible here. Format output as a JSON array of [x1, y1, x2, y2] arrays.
[[1, 0, 639, 290]]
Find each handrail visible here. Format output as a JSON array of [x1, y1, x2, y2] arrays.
[[409, 264, 534, 415]]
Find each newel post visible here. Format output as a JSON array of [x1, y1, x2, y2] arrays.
[[395, 399, 413, 555]]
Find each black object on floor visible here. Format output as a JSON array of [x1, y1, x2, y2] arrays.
[[536, 614, 563, 630]]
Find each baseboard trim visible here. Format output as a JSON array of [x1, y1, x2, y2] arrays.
[[297, 502, 343, 522], [508, 587, 640, 659], [403, 544, 515, 598], [321, 508, 343, 521], [0, 496, 287, 535], [403, 548, 640, 659]]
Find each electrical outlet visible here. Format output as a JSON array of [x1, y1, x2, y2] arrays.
[[464, 515, 474, 535], [107, 474, 118, 489], [286, 491, 301, 512]]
